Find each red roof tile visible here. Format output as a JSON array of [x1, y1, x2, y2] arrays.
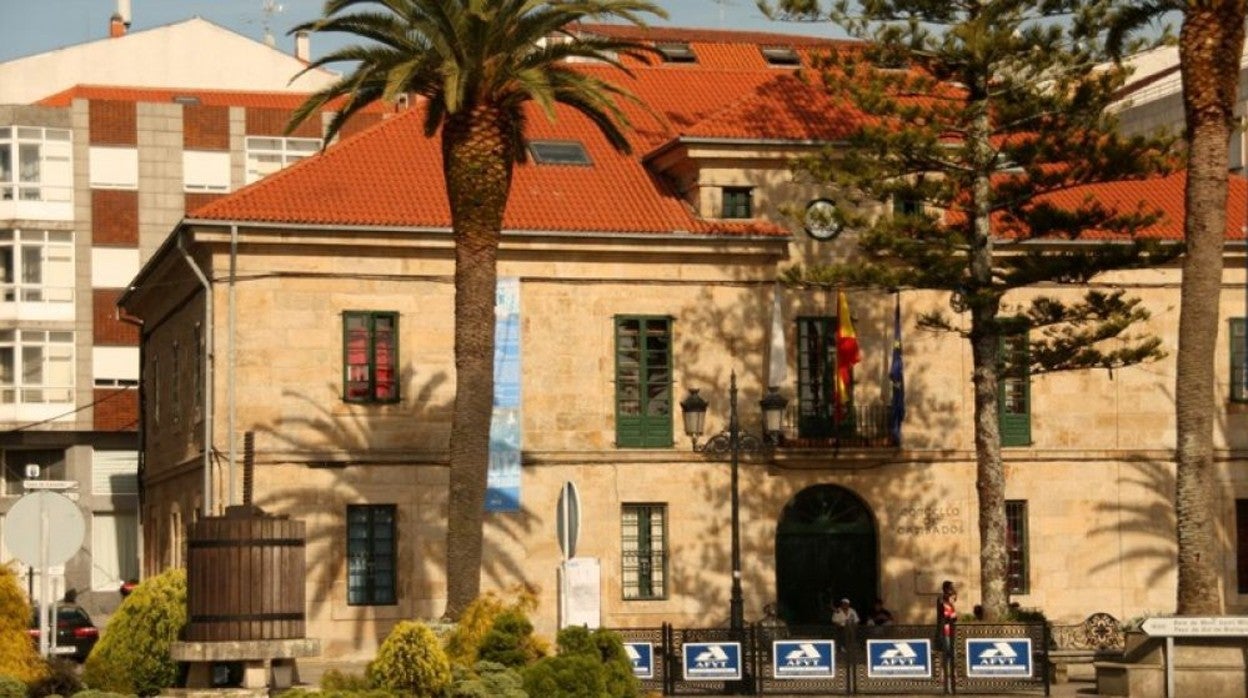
[[1029, 171, 1248, 241], [187, 100, 784, 237]]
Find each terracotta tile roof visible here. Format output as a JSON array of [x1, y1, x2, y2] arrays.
[[1013, 171, 1248, 241], [187, 100, 785, 237], [677, 72, 865, 141]]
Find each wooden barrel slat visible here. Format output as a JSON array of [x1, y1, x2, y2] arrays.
[[186, 509, 306, 642]]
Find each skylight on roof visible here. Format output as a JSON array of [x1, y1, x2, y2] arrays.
[[761, 46, 800, 66], [529, 140, 592, 166], [656, 41, 697, 63], [172, 95, 201, 106]]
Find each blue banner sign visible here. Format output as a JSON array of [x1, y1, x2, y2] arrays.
[[866, 639, 932, 678], [966, 638, 1032, 677], [486, 277, 522, 512], [625, 642, 654, 679], [773, 640, 835, 679], [682, 642, 742, 681]]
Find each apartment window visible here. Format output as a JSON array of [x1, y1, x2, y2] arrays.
[[721, 187, 753, 219], [347, 504, 396, 606], [1231, 319, 1247, 402], [999, 326, 1031, 446], [0, 330, 73, 405], [622, 504, 667, 599], [797, 316, 854, 438], [1006, 500, 1030, 594], [343, 311, 399, 403], [615, 316, 672, 448], [0, 229, 74, 304], [244, 136, 321, 184], [88, 147, 139, 189], [0, 126, 72, 202], [182, 150, 230, 192]]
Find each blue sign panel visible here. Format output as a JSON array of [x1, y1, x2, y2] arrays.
[[773, 640, 836, 679], [866, 639, 932, 678], [966, 638, 1032, 678], [625, 642, 654, 679], [683, 642, 742, 681], [486, 277, 522, 512]]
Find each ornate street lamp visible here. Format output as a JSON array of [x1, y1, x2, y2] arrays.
[[680, 371, 787, 632]]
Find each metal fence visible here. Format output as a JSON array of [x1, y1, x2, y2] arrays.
[[613, 621, 1051, 695]]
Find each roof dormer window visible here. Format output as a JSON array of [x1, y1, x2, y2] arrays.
[[761, 46, 800, 66], [529, 140, 592, 166], [656, 41, 697, 64]]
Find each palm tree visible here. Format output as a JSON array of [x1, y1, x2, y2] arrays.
[[1112, 1, 1246, 615], [287, 0, 665, 619]]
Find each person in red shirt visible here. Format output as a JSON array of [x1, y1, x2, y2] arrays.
[[935, 580, 957, 692]]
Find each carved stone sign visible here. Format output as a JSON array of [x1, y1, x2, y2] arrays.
[[892, 504, 965, 536]]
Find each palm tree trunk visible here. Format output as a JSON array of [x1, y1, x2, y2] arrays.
[[1174, 3, 1244, 616], [442, 104, 515, 620]]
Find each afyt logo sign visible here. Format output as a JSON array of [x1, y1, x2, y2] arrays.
[[682, 642, 742, 681], [867, 639, 932, 678], [966, 639, 1032, 677], [773, 640, 835, 679], [625, 642, 654, 679]]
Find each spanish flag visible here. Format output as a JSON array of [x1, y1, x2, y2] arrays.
[[835, 290, 861, 419]]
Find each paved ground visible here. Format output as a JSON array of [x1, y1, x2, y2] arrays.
[[295, 659, 1101, 696]]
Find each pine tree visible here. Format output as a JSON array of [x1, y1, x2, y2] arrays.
[[763, 0, 1177, 619]]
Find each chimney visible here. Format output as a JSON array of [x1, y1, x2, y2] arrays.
[[109, 12, 126, 38], [295, 31, 310, 62], [117, 0, 132, 26]]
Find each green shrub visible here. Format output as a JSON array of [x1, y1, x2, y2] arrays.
[[521, 626, 639, 698], [0, 675, 28, 698], [81, 568, 187, 696], [448, 661, 526, 698], [320, 668, 373, 691], [279, 690, 396, 698], [366, 621, 452, 697], [30, 658, 83, 698], [477, 609, 544, 669], [70, 691, 136, 698], [522, 654, 604, 697], [443, 587, 544, 668], [0, 565, 46, 684]]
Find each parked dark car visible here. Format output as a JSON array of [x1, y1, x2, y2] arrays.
[[28, 604, 99, 662]]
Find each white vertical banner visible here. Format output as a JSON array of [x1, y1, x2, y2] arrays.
[[768, 282, 788, 388], [486, 277, 522, 512]]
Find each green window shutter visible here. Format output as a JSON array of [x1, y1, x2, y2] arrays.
[[1231, 318, 1247, 402], [998, 328, 1031, 447], [615, 316, 673, 448]]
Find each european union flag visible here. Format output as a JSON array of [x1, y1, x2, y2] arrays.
[[889, 295, 905, 445]]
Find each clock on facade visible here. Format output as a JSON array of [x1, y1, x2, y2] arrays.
[[803, 199, 841, 241]]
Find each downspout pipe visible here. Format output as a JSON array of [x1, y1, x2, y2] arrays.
[[177, 231, 214, 517], [228, 224, 237, 507]]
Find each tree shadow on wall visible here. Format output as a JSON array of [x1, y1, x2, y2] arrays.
[[243, 365, 536, 645]]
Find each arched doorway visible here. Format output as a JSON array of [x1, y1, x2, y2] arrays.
[[775, 485, 878, 625]]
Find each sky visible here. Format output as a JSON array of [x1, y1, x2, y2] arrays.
[[0, 0, 844, 64]]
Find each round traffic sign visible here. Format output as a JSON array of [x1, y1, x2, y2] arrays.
[[4, 491, 85, 566]]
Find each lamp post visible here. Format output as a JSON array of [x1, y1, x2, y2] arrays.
[[680, 371, 788, 632]]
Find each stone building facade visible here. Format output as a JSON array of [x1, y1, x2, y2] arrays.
[[118, 26, 1248, 661]]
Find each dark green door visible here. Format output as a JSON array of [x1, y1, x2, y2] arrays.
[[775, 485, 878, 625]]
